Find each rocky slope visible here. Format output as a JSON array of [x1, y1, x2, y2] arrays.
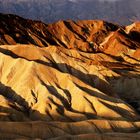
[[0, 14, 140, 139]]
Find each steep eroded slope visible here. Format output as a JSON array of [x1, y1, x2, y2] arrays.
[[0, 14, 140, 139]]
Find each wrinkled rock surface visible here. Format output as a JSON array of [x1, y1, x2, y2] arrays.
[[0, 14, 140, 139]]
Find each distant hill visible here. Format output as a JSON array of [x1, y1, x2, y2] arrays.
[[0, 0, 140, 25]]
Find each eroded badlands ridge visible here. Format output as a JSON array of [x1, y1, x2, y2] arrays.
[[0, 14, 140, 139]]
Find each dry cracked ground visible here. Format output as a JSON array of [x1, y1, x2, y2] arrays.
[[1, 13, 140, 139]]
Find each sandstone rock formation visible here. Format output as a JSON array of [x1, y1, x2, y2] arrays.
[[0, 14, 140, 139]]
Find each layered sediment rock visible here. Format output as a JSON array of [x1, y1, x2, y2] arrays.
[[0, 14, 140, 139]]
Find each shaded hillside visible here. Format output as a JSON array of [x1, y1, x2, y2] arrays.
[[0, 14, 140, 139], [0, 13, 119, 52]]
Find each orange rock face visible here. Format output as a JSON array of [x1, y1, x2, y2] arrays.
[[0, 14, 140, 139]]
